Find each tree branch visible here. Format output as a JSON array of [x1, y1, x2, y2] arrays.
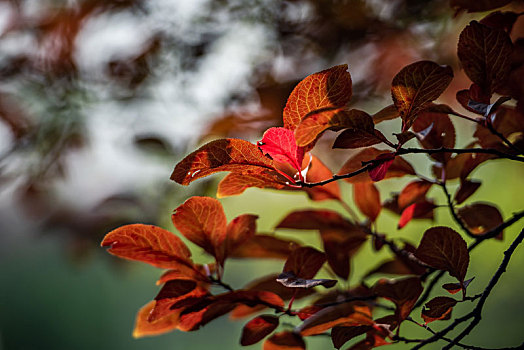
[[396, 147, 524, 163]]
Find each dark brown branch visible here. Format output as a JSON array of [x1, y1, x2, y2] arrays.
[[442, 228, 524, 349], [298, 163, 373, 187], [396, 147, 524, 163], [485, 121, 523, 155], [414, 270, 445, 308], [440, 181, 474, 237]]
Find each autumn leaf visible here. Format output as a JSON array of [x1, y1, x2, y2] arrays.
[[240, 315, 279, 346], [302, 155, 341, 201], [149, 281, 209, 322], [258, 127, 305, 174], [101, 224, 193, 269], [353, 182, 381, 222], [397, 200, 436, 229], [225, 214, 258, 257], [421, 297, 457, 324], [276, 271, 337, 289], [391, 60, 453, 129], [457, 21, 513, 94], [373, 277, 423, 321], [415, 226, 469, 282], [331, 325, 373, 349], [458, 203, 503, 237], [443, 277, 475, 295], [217, 168, 289, 198], [229, 234, 300, 260], [283, 246, 326, 280], [397, 180, 433, 210], [171, 138, 277, 186], [263, 332, 306, 350], [295, 108, 378, 147], [368, 153, 395, 182], [338, 147, 415, 183], [132, 301, 179, 338], [172, 196, 228, 265], [412, 111, 456, 163], [296, 303, 373, 336], [372, 104, 399, 124], [276, 209, 355, 231], [157, 264, 213, 285], [283, 65, 352, 130]]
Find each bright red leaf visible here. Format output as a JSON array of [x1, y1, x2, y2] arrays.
[[397, 200, 436, 229], [258, 127, 305, 174]]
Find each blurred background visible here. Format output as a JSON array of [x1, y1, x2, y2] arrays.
[[0, 0, 523, 349]]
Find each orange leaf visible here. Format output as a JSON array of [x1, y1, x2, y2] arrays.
[[101, 224, 193, 269], [258, 127, 305, 173], [391, 61, 453, 129], [295, 108, 374, 147], [458, 21, 513, 94], [157, 264, 213, 285], [421, 297, 457, 324], [217, 168, 289, 198], [458, 203, 503, 238], [338, 147, 415, 183], [297, 303, 373, 336], [302, 155, 341, 201], [264, 332, 306, 350], [397, 180, 433, 210], [283, 65, 352, 131], [241, 315, 279, 346], [171, 138, 276, 186], [172, 196, 228, 265], [415, 226, 469, 282], [132, 301, 180, 338], [373, 277, 423, 321], [149, 281, 209, 322], [353, 182, 381, 222]]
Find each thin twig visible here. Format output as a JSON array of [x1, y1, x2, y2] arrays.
[[396, 147, 524, 163], [439, 181, 474, 237]]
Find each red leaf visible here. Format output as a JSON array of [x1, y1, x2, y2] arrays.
[[171, 138, 277, 186], [458, 203, 504, 238], [373, 277, 423, 321], [149, 281, 208, 322], [458, 21, 513, 94], [259, 127, 305, 174], [331, 325, 373, 349], [332, 128, 386, 149], [101, 224, 193, 269], [297, 305, 323, 321], [391, 61, 453, 129], [454, 180, 481, 205], [412, 111, 456, 163], [421, 297, 457, 324], [263, 332, 305, 350], [443, 277, 475, 295], [397, 180, 433, 210], [296, 303, 373, 336], [276, 209, 355, 231], [353, 182, 381, 222], [240, 315, 279, 346], [283, 65, 352, 131], [217, 168, 289, 197], [157, 264, 213, 285], [283, 246, 326, 280], [415, 226, 469, 282], [368, 153, 395, 182], [172, 196, 228, 265], [132, 301, 179, 338], [397, 201, 436, 229], [338, 148, 415, 183]]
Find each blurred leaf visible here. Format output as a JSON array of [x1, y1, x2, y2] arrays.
[[240, 315, 279, 346], [283, 246, 326, 280], [331, 325, 373, 349], [421, 296, 457, 324], [454, 180, 481, 205], [353, 182, 381, 222], [373, 277, 423, 320], [276, 271, 337, 289], [458, 203, 504, 237], [263, 332, 305, 350]]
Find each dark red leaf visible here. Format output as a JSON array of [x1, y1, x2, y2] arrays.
[[240, 315, 279, 346], [258, 127, 305, 173], [225, 214, 258, 257], [297, 305, 323, 321], [229, 234, 300, 260], [480, 11, 519, 33], [454, 180, 481, 205], [333, 128, 387, 149], [353, 182, 381, 222], [368, 153, 395, 182], [443, 277, 475, 295], [149, 282, 208, 322], [458, 203, 504, 238], [415, 226, 469, 282], [373, 277, 423, 321], [276, 209, 355, 231], [322, 232, 368, 280], [421, 297, 458, 324], [391, 61, 453, 129], [283, 246, 326, 279], [412, 111, 456, 163], [331, 325, 373, 349], [372, 104, 399, 124], [217, 168, 289, 197], [283, 65, 352, 131], [263, 332, 305, 350], [397, 201, 437, 229], [101, 224, 193, 269], [458, 21, 513, 94]]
